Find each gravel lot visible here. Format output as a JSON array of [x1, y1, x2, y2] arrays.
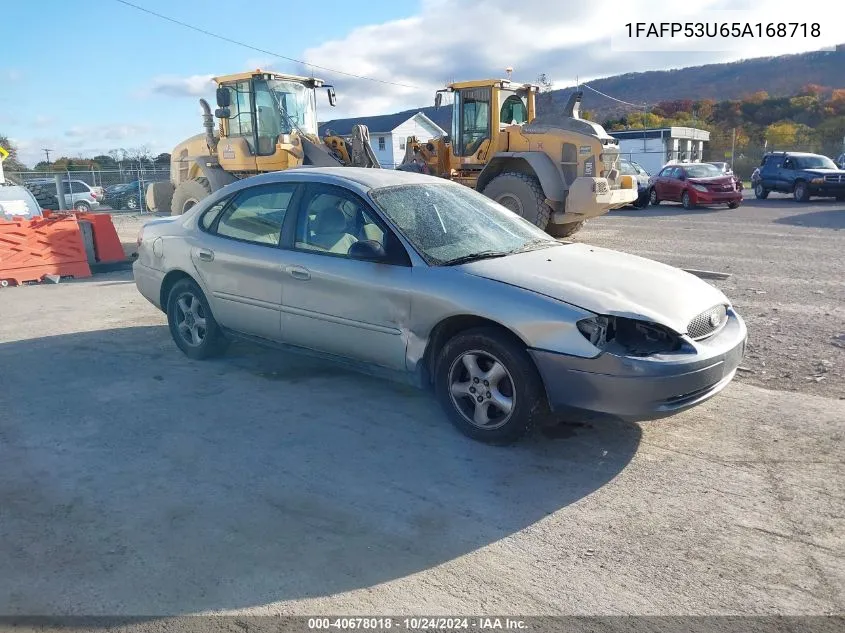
[[0, 195, 842, 617]]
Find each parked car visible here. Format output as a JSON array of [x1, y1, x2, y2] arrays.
[[617, 159, 650, 208], [751, 152, 845, 202], [104, 180, 146, 211], [25, 178, 101, 212], [706, 162, 743, 191], [648, 163, 742, 209], [134, 168, 747, 444]]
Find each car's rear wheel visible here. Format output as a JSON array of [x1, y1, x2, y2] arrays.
[[166, 278, 229, 360], [682, 191, 694, 209], [754, 183, 769, 199], [434, 327, 547, 444], [648, 188, 659, 205], [793, 181, 810, 202], [74, 200, 91, 213]]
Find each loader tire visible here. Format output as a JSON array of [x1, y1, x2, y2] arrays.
[[146, 181, 174, 213], [171, 178, 211, 216], [482, 172, 550, 230], [25, 182, 60, 210], [545, 220, 585, 238]]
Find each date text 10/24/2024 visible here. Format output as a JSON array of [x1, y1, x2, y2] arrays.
[[624, 22, 820, 38], [308, 617, 527, 630]]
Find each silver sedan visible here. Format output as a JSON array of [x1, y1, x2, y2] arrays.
[[134, 167, 747, 444]]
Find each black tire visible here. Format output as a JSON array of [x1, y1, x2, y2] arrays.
[[25, 182, 59, 210], [166, 278, 229, 360], [793, 181, 810, 202], [728, 201, 740, 209], [682, 191, 694, 210], [146, 181, 174, 212], [481, 172, 550, 230], [754, 183, 769, 199], [648, 187, 659, 205], [73, 200, 91, 213], [170, 178, 211, 216], [546, 220, 584, 238], [434, 327, 548, 445]]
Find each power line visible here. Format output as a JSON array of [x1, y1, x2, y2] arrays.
[[580, 82, 649, 109], [112, 0, 420, 90]]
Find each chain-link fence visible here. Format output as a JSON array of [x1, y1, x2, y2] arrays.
[[7, 167, 171, 212]]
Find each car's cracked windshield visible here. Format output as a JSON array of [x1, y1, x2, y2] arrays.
[[369, 183, 561, 265]]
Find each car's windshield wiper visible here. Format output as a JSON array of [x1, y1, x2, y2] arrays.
[[440, 250, 512, 266]]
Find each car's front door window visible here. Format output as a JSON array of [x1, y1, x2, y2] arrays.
[[294, 184, 403, 262]]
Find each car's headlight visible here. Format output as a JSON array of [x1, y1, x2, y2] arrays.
[[691, 184, 708, 193], [811, 177, 824, 184], [577, 315, 683, 356]]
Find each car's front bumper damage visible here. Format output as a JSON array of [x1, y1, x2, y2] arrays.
[[529, 310, 747, 420]]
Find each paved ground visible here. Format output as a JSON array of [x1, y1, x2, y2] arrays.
[[0, 195, 842, 617]]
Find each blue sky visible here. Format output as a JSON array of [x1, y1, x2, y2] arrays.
[[2, 0, 840, 167], [0, 0, 417, 166]]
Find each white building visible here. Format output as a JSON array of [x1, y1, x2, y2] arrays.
[[610, 127, 711, 176], [319, 108, 449, 169]]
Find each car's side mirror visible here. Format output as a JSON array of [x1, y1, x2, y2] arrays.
[[348, 240, 386, 261], [678, 174, 686, 181], [327, 87, 337, 107], [214, 107, 230, 118], [435, 93, 442, 108], [216, 87, 231, 108]]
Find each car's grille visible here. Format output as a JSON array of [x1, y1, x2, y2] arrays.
[[824, 174, 845, 183], [687, 304, 728, 340], [708, 183, 734, 192]]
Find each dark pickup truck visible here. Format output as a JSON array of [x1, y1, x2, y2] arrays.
[[751, 152, 845, 202]]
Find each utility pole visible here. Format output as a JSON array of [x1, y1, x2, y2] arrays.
[[731, 128, 737, 170], [42, 148, 52, 164]]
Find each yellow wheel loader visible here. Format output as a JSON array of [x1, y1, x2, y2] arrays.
[[398, 78, 637, 237], [147, 69, 380, 216]]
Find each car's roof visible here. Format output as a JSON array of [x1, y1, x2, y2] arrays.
[[241, 166, 458, 191]]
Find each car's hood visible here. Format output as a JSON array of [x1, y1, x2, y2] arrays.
[[801, 168, 845, 176], [688, 176, 734, 185], [460, 244, 728, 334]]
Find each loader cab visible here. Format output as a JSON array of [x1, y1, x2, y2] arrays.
[[438, 79, 537, 165], [212, 70, 334, 174]]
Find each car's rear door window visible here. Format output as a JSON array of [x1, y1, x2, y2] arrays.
[[213, 184, 297, 246]]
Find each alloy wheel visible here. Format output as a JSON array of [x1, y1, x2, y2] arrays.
[[448, 350, 515, 429], [174, 292, 207, 347]]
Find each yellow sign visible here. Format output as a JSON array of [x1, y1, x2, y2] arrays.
[[0, 146, 8, 160]]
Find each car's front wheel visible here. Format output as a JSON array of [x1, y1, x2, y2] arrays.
[[649, 188, 659, 205], [682, 191, 695, 209], [166, 278, 229, 360], [793, 181, 810, 202], [434, 327, 547, 444]]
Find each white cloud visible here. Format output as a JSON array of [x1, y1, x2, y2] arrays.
[[146, 74, 215, 98], [302, 0, 842, 119]]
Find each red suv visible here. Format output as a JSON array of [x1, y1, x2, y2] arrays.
[[648, 163, 742, 209]]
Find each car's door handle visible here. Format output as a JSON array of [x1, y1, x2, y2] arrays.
[[285, 265, 311, 281], [197, 249, 214, 262]]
